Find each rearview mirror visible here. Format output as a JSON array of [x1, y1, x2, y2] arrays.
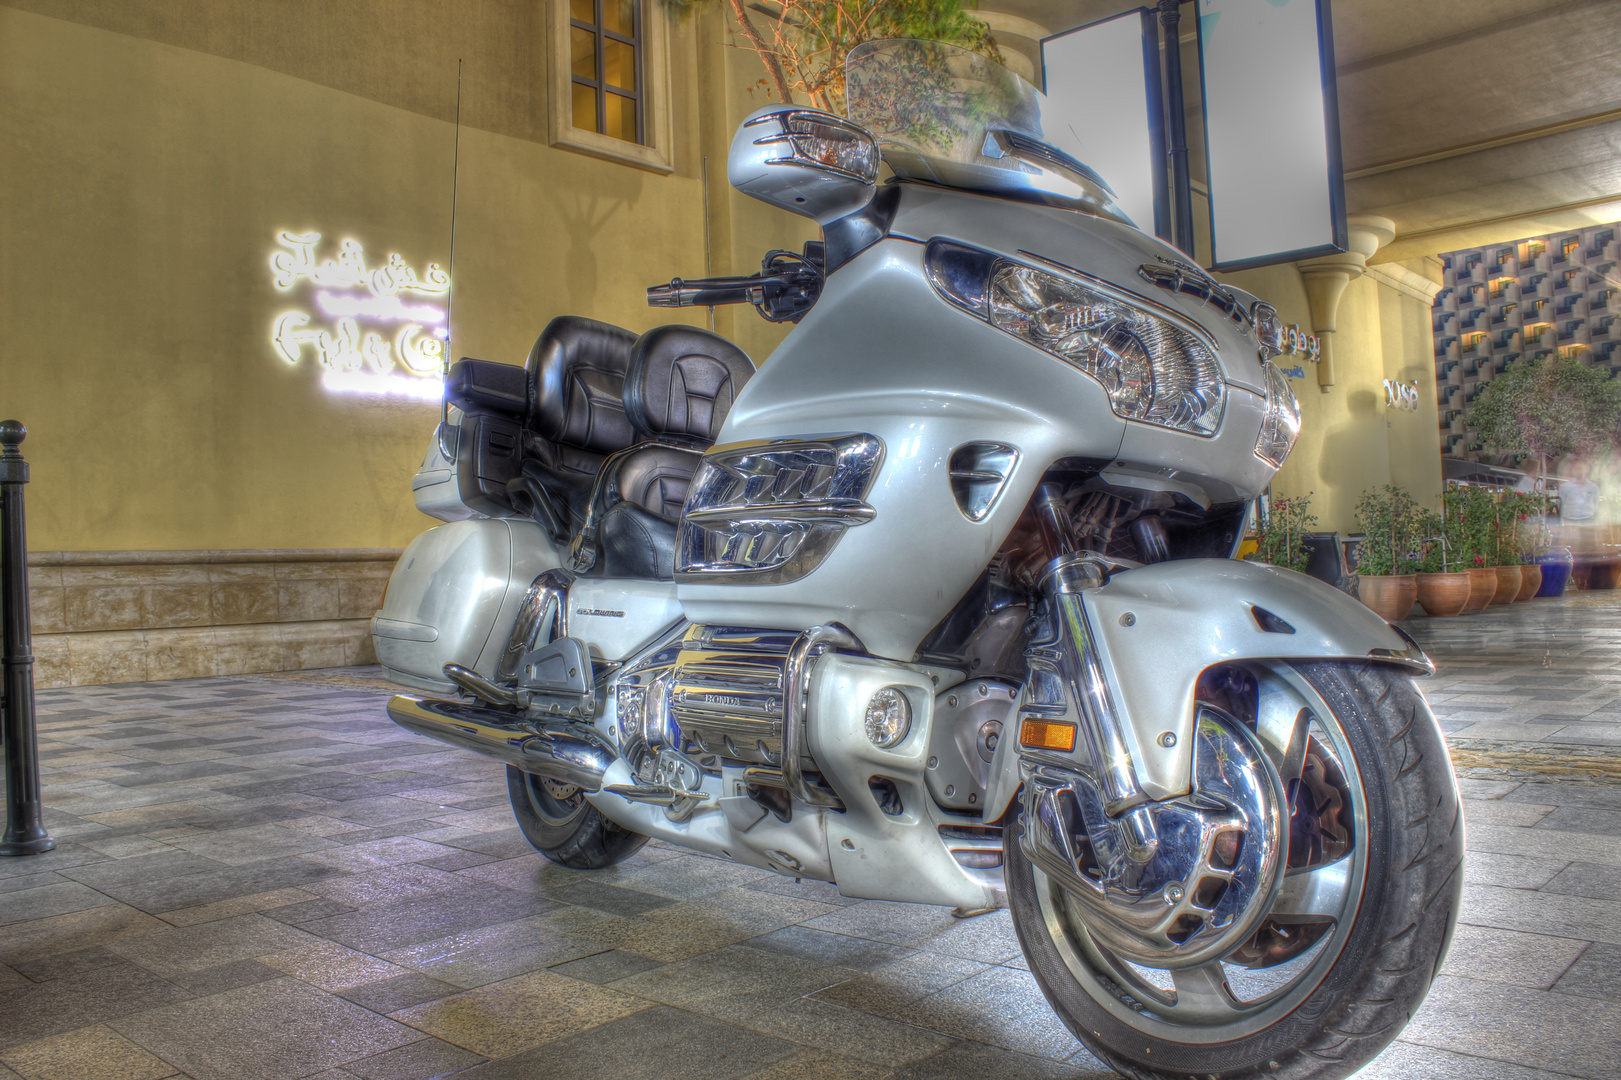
[[728, 106, 879, 225]]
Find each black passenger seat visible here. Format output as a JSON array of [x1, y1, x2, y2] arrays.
[[573, 325, 755, 579]]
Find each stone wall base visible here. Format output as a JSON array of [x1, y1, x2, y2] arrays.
[[28, 549, 401, 688]]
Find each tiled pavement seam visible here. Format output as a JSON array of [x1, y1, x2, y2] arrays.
[[0, 593, 1614, 1079]]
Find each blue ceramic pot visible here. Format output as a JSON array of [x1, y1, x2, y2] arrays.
[[1536, 546, 1573, 597]]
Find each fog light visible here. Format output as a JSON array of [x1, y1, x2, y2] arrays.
[[864, 687, 912, 748]]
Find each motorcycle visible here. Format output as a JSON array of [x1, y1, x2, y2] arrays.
[[374, 39, 1461, 1080]]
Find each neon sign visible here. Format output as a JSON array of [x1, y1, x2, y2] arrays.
[[1383, 378, 1420, 412], [268, 231, 448, 399]]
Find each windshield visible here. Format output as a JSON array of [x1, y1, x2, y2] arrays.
[[845, 39, 1133, 225]]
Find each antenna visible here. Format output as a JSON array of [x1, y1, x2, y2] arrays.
[[442, 58, 464, 432], [702, 154, 715, 332]]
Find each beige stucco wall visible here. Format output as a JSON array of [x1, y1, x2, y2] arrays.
[[1218, 262, 1443, 533], [0, 2, 807, 553]]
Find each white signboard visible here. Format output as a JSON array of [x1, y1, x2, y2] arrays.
[[1042, 9, 1168, 241], [1197, 0, 1346, 270]]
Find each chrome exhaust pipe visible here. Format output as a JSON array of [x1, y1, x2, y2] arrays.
[[386, 694, 614, 791]]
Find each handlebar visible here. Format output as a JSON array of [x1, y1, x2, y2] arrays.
[[647, 247, 825, 324]]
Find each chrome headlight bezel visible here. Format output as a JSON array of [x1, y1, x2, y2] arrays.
[[925, 240, 1226, 437], [1250, 302, 1285, 361], [1254, 360, 1301, 469]]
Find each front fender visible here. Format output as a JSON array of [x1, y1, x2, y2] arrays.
[[985, 558, 1429, 819]]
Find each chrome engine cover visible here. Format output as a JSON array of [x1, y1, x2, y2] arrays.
[[668, 626, 801, 775], [1021, 705, 1286, 968]]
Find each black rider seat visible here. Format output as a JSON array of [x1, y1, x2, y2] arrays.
[[573, 325, 755, 579]]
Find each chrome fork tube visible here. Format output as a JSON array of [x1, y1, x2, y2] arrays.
[[1035, 554, 1158, 863]]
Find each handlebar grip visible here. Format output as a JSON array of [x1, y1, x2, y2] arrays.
[[647, 276, 763, 308]]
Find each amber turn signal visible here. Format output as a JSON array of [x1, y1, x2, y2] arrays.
[[1019, 718, 1077, 752]]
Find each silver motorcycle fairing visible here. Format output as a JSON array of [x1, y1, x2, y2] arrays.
[[985, 558, 1429, 818], [680, 185, 1277, 660]]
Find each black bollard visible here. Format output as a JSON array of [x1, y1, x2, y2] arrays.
[[1, 420, 54, 855]]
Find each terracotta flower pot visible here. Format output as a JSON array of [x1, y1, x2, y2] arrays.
[[1491, 565, 1522, 605], [1416, 572, 1471, 617], [1464, 567, 1496, 610], [1359, 574, 1418, 622], [1515, 563, 1543, 601]]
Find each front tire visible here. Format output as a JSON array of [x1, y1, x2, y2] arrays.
[[1007, 660, 1463, 1080], [507, 766, 649, 869]]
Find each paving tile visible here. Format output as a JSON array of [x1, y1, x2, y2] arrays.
[[159, 823, 338, 865], [1344, 1041, 1575, 1079], [108, 913, 322, 977], [1462, 851, 1570, 890], [111, 976, 420, 1080], [1552, 941, 1621, 1002], [1401, 974, 1621, 1079], [811, 951, 991, 1014], [890, 965, 1078, 1061], [741, 875, 865, 908], [299, 883, 559, 953], [301, 864, 475, 907], [449, 1004, 794, 1080], [1533, 806, 1621, 836], [297, 836, 460, 873], [1441, 925, 1590, 989], [606, 944, 852, 1021], [262, 898, 358, 926], [1466, 824, 1621, 868], [166, 959, 284, 995], [0, 881, 120, 927], [338, 1036, 486, 1080], [0, 905, 168, 966], [155, 886, 318, 927], [1463, 799, 1556, 827], [738, 926, 916, 971], [381, 919, 603, 989], [53, 851, 226, 894], [802, 903, 1022, 964], [0, 955, 192, 1050], [0, 1022, 178, 1080], [546, 880, 679, 916], [741, 997, 955, 1066], [1462, 883, 1621, 945], [736, 1048, 893, 1080], [336, 973, 464, 1014], [544, 950, 664, 984], [885, 1039, 1103, 1080], [1541, 861, 1621, 902], [260, 940, 411, 991], [389, 968, 647, 1058]]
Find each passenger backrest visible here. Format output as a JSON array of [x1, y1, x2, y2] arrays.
[[526, 315, 638, 453], [624, 325, 755, 447]]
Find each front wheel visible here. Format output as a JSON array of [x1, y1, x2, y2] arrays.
[[1007, 660, 1463, 1080], [507, 766, 649, 869]]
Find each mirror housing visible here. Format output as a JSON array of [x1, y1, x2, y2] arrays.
[[728, 106, 879, 225]]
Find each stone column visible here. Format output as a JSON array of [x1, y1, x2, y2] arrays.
[[1296, 216, 1397, 392]]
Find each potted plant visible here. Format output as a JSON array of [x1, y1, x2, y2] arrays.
[[1510, 491, 1545, 600], [1414, 507, 1471, 617], [1486, 490, 1523, 605], [1353, 485, 1420, 620], [1244, 492, 1316, 574], [1449, 485, 1497, 611]]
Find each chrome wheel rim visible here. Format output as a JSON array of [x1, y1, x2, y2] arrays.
[[524, 773, 588, 828], [1032, 661, 1369, 1043]]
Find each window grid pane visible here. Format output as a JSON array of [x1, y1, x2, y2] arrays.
[[568, 0, 642, 145]]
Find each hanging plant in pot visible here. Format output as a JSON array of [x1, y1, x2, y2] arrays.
[[1353, 485, 1420, 621], [1415, 507, 1470, 617], [1243, 492, 1316, 575]]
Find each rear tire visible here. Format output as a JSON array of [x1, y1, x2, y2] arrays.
[[507, 765, 649, 869], [1006, 660, 1463, 1080]]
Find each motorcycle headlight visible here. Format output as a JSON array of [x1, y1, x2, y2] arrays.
[[1250, 302, 1285, 361], [926, 240, 1225, 436], [1254, 361, 1301, 468]]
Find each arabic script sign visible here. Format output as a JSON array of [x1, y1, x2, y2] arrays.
[[268, 232, 448, 400]]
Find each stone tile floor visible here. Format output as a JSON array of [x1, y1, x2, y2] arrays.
[[1, 593, 1619, 1080]]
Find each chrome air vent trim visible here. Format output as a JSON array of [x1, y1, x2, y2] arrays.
[[948, 442, 1018, 522], [676, 434, 884, 585]]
